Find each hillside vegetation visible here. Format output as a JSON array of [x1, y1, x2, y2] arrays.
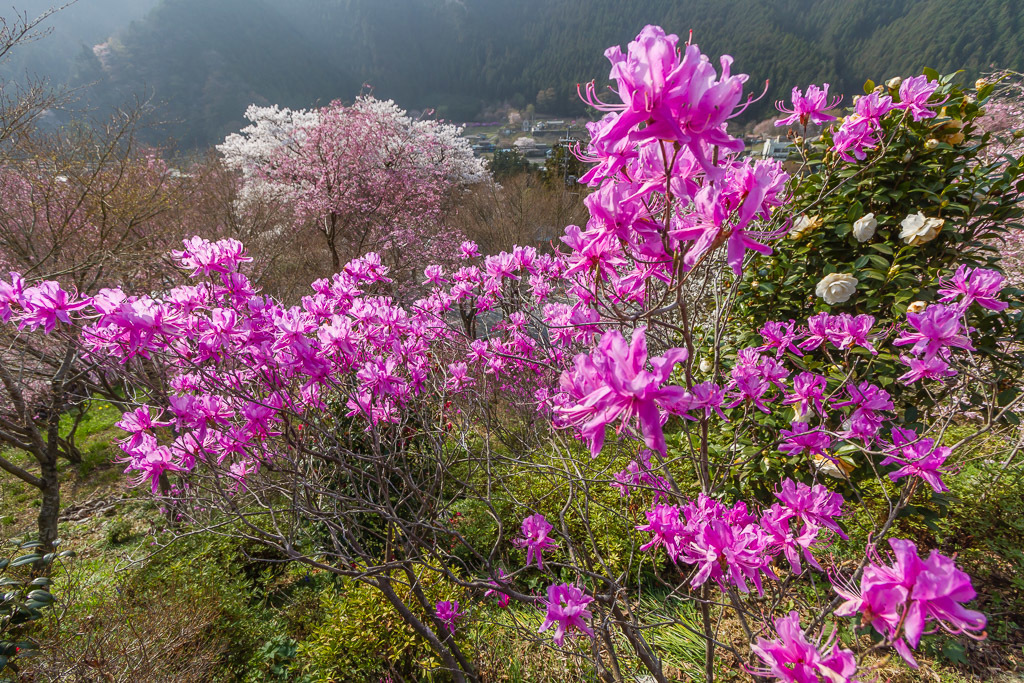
[[9, 0, 1022, 147]]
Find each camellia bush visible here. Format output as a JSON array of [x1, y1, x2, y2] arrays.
[[4, 25, 1023, 683], [738, 69, 1024, 428]]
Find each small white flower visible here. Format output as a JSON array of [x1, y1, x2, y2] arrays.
[[699, 358, 713, 374], [852, 213, 877, 242], [907, 300, 928, 314], [815, 273, 859, 305], [899, 212, 945, 246], [886, 76, 903, 89]]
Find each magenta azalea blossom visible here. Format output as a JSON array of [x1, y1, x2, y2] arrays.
[[171, 236, 252, 276], [556, 326, 690, 457], [779, 422, 832, 459], [775, 83, 842, 127], [514, 513, 559, 570], [637, 503, 684, 560], [880, 428, 953, 492], [834, 538, 986, 668], [894, 303, 974, 360], [435, 600, 464, 634], [774, 478, 847, 539], [897, 75, 942, 121], [750, 611, 858, 683], [584, 25, 750, 178], [538, 583, 595, 646], [484, 570, 510, 608], [683, 517, 774, 594], [897, 354, 958, 385], [937, 265, 1007, 311], [783, 372, 828, 417], [18, 281, 90, 333], [760, 320, 804, 357]]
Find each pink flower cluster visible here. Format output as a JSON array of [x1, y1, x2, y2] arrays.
[[750, 611, 857, 683], [636, 480, 845, 593], [829, 76, 940, 162], [835, 538, 986, 668]]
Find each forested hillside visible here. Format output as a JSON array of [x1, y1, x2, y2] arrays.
[[9, 0, 1024, 147]]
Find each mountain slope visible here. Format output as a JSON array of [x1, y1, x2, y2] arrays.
[[39, 0, 1024, 147]]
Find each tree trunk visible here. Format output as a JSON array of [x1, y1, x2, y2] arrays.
[[326, 213, 341, 273], [37, 455, 60, 557]]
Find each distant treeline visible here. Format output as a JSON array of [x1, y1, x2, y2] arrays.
[[11, 0, 1023, 148]]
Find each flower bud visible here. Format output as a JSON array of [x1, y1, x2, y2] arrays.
[[907, 301, 928, 314], [699, 358, 713, 374], [886, 76, 903, 89], [924, 138, 940, 150], [902, 151, 914, 163], [975, 78, 988, 91]]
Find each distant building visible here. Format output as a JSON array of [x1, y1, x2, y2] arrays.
[[760, 137, 794, 161]]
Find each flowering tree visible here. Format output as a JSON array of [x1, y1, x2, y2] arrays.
[[0, 107, 217, 554], [218, 96, 486, 274], [5, 26, 1021, 683]]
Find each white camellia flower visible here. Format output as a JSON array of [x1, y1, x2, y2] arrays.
[[852, 213, 877, 242], [899, 212, 945, 246], [815, 273, 859, 305]]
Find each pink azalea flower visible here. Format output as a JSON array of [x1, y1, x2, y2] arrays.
[[880, 428, 953, 492], [894, 303, 974, 360], [18, 281, 90, 333], [832, 114, 881, 162], [834, 538, 986, 668], [775, 84, 842, 127], [778, 422, 832, 459], [759, 320, 804, 357], [484, 570, 510, 608], [514, 513, 559, 570], [637, 503, 684, 560], [783, 372, 828, 417], [726, 365, 773, 414], [826, 313, 878, 354], [774, 478, 847, 540], [171, 236, 252, 276], [538, 583, 594, 646], [897, 75, 942, 121], [760, 505, 823, 575], [555, 326, 690, 457], [750, 611, 858, 683], [435, 600, 464, 634], [897, 354, 958, 385], [937, 265, 1007, 311]]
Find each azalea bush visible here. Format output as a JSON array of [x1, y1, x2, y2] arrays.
[[4, 25, 1023, 683]]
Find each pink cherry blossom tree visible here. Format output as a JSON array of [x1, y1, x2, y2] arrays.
[[219, 96, 486, 275]]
